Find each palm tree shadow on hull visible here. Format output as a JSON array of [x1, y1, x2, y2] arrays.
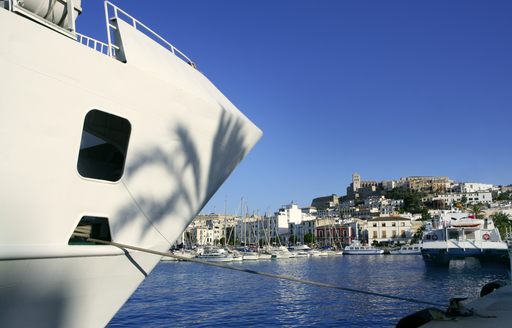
[[114, 108, 254, 242]]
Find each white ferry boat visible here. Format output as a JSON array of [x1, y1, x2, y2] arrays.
[[0, 1, 261, 327], [344, 241, 384, 255], [421, 212, 509, 266]]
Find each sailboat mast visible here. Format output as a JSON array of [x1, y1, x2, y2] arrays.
[[223, 196, 227, 247]]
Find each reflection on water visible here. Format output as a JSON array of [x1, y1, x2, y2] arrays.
[[109, 256, 509, 328]]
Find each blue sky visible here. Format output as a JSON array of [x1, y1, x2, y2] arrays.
[[78, 1, 512, 214]]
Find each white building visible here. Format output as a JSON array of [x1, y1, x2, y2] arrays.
[[188, 220, 222, 246], [454, 182, 494, 193], [382, 180, 397, 191], [364, 196, 404, 215], [289, 217, 317, 244], [271, 203, 305, 237], [186, 214, 238, 246], [432, 191, 493, 205], [277, 203, 304, 225], [270, 203, 320, 243]]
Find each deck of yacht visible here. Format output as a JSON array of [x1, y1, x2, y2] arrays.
[[424, 284, 512, 327]]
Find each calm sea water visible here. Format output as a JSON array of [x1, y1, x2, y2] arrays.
[[108, 256, 509, 327]]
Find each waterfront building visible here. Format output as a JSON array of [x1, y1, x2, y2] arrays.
[[276, 203, 304, 225], [345, 219, 366, 242], [365, 216, 413, 244], [315, 222, 352, 247], [233, 215, 265, 246], [188, 220, 222, 246], [289, 217, 317, 244], [301, 206, 318, 215], [211, 203, 322, 246], [187, 215, 236, 246], [277, 203, 318, 244], [185, 214, 243, 246], [268, 203, 304, 241], [191, 226, 216, 245]]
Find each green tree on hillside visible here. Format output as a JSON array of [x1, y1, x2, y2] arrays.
[[470, 203, 485, 219], [385, 187, 426, 214], [421, 209, 432, 221], [496, 192, 511, 201], [491, 212, 512, 239]]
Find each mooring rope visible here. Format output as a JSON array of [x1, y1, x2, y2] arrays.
[[87, 237, 446, 307]]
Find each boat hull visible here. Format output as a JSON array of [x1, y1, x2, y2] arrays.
[[421, 248, 510, 266], [0, 6, 260, 328], [242, 253, 259, 261], [0, 251, 157, 327], [197, 256, 233, 262], [343, 250, 384, 255]]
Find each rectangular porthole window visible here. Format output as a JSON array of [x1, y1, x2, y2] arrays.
[[69, 216, 112, 245], [77, 110, 131, 182]]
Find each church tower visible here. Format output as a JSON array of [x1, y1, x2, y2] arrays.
[[352, 172, 361, 192]]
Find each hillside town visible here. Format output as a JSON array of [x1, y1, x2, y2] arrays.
[[179, 173, 512, 249]]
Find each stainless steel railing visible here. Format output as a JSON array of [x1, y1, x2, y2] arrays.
[[104, 1, 196, 68], [76, 32, 110, 56]]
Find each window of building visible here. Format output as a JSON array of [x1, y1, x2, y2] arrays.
[[373, 223, 377, 227], [392, 222, 396, 227], [373, 231, 377, 238], [382, 223, 386, 227], [77, 110, 131, 182], [382, 231, 387, 238]]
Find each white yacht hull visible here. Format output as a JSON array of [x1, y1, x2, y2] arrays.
[[242, 253, 259, 261], [0, 5, 261, 327], [197, 255, 234, 262], [258, 253, 273, 260], [343, 250, 384, 255]]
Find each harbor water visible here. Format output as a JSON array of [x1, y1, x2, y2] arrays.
[[108, 256, 509, 327]]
